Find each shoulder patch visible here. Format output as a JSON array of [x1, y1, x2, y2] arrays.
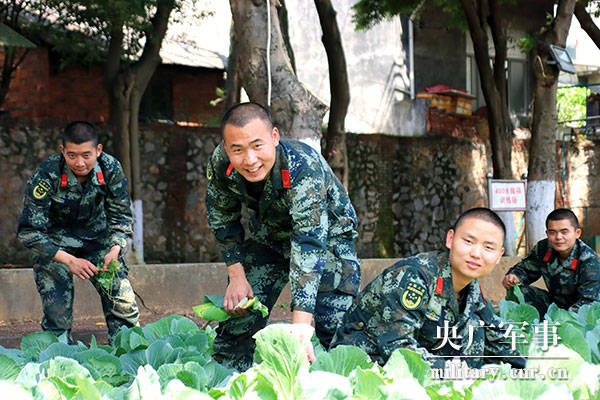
[[33, 180, 51, 199], [399, 269, 427, 311]]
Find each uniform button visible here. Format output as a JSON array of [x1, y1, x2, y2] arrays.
[[358, 322, 364, 328]]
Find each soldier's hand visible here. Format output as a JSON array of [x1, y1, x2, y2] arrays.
[[288, 323, 316, 362], [102, 246, 121, 272], [502, 274, 520, 290], [224, 263, 254, 314], [67, 257, 98, 280]]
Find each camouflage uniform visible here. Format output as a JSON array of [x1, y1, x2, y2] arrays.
[[507, 238, 600, 315], [331, 251, 525, 369], [206, 139, 361, 370], [18, 152, 139, 344]]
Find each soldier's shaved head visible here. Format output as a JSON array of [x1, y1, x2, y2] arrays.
[[546, 208, 580, 229], [63, 121, 98, 146], [221, 102, 274, 134], [453, 207, 506, 240]]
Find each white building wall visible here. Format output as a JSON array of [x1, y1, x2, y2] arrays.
[[286, 1, 420, 135]]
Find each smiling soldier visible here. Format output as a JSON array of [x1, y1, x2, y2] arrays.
[[503, 208, 600, 315], [331, 207, 525, 368], [205, 102, 361, 371], [17, 121, 139, 344]]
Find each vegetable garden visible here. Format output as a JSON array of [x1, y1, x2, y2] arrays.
[[1, 293, 599, 399]]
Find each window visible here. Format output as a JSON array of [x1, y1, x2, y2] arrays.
[[466, 55, 530, 116]]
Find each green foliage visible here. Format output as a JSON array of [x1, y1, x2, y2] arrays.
[[193, 295, 269, 323], [505, 283, 526, 304], [112, 326, 150, 355], [500, 299, 600, 364], [141, 314, 201, 341], [210, 87, 224, 107], [20, 331, 58, 362], [92, 259, 121, 297], [384, 348, 431, 386], [352, 0, 420, 30], [253, 325, 307, 399], [3, 307, 600, 398], [311, 345, 373, 376], [557, 86, 590, 127], [517, 34, 537, 54], [20, 0, 212, 70], [0, 354, 21, 380], [352, 0, 469, 32]]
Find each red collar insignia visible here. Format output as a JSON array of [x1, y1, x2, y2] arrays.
[[570, 259, 578, 270], [435, 277, 443, 295], [543, 251, 552, 262], [226, 163, 234, 176], [281, 169, 291, 188]]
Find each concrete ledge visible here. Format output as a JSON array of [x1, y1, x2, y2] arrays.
[[0, 257, 545, 324]]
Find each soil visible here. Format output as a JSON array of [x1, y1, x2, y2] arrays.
[[0, 308, 291, 349]]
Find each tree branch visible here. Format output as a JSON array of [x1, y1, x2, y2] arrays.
[[575, 1, 600, 49], [133, 0, 175, 88], [104, 25, 124, 87]]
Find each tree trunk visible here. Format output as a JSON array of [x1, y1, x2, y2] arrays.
[[277, 0, 296, 74], [108, 72, 134, 183], [229, 0, 327, 148], [314, 0, 350, 188], [0, 47, 17, 109], [575, 1, 600, 48], [526, 0, 577, 249], [460, 0, 512, 180], [224, 21, 241, 110], [460, 0, 516, 253], [104, 0, 175, 263]]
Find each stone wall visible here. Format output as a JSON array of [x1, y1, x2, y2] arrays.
[[1, 118, 599, 264], [347, 135, 489, 258]]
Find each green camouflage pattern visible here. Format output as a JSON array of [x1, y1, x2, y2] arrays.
[[206, 139, 361, 313], [507, 238, 600, 313], [331, 251, 525, 368], [18, 152, 133, 258], [206, 139, 361, 371], [17, 152, 138, 343], [32, 243, 139, 344], [211, 240, 355, 371]]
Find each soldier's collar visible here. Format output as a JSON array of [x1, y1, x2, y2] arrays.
[[436, 253, 486, 311], [60, 161, 79, 187], [60, 157, 103, 187], [544, 239, 580, 270], [91, 162, 106, 186], [434, 253, 455, 299], [268, 144, 290, 190]]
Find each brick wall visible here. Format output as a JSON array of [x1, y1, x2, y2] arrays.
[[426, 106, 487, 138], [1, 48, 223, 125], [2, 47, 50, 118], [172, 66, 224, 124]]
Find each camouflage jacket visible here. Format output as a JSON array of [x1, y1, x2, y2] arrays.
[[206, 139, 359, 313], [18, 152, 133, 259], [332, 251, 524, 368], [507, 238, 600, 311]]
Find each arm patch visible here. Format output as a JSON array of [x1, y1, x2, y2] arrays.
[[32, 180, 52, 199], [399, 268, 428, 311]]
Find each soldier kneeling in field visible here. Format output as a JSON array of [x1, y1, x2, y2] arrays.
[[503, 208, 600, 316], [331, 207, 525, 368], [17, 121, 139, 344]]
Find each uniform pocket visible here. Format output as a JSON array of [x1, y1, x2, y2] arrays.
[[318, 236, 361, 295], [318, 255, 361, 295]]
